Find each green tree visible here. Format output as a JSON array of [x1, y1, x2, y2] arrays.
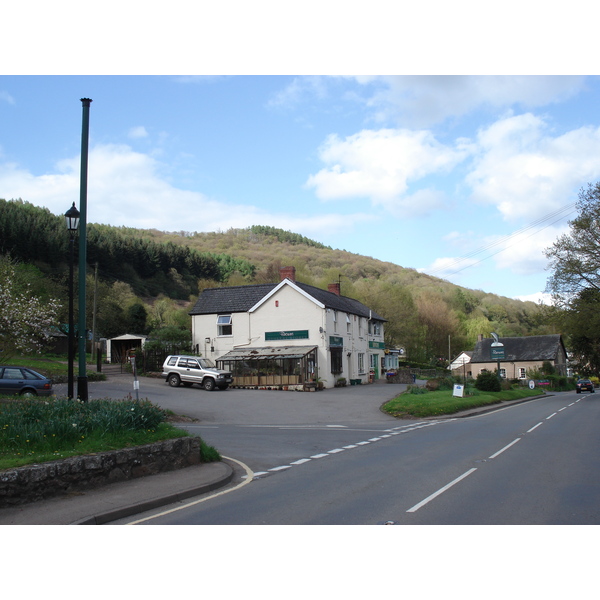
[[561, 288, 600, 375], [545, 182, 600, 299]]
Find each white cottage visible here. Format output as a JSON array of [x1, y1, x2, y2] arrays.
[[189, 267, 387, 389]]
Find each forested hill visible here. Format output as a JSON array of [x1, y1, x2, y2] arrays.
[[0, 199, 254, 298], [112, 225, 557, 361], [0, 199, 556, 362]]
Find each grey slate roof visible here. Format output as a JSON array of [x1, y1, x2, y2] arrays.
[[470, 334, 565, 363], [189, 281, 387, 321]]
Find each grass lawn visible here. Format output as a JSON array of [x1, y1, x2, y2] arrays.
[[5, 355, 105, 383], [382, 387, 543, 419]]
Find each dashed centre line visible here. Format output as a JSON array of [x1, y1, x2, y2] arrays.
[[248, 398, 583, 484], [245, 421, 448, 478]]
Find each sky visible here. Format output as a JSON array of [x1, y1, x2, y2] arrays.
[[2, 6, 599, 306]]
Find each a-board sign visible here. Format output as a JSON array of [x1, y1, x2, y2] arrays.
[[453, 384, 465, 397]]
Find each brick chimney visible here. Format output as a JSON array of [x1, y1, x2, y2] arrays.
[[279, 266, 296, 282], [328, 283, 341, 296]]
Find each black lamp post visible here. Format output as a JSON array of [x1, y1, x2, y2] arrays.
[[65, 202, 80, 399]]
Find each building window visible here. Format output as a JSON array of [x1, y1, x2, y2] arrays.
[[358, 353, 365, 374], [346, 313, 352, 333], [519, 367, 526, 379], [499, 368, 506, 379], [369, 320, 381, 336], [333, 310, 338, 332], [217, 314, 232, 336], [330, 347, 343, 375]]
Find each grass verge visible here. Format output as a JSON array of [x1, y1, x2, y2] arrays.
[[382, 387, 543, 419], [0, 396, 220, 471], [7, 355, 105, 383]]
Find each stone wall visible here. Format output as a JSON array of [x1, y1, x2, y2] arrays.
[[0, 437, 202, 508]]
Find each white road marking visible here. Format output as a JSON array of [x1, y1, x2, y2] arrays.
[[527, 422, 543, 433], [310, 453, 329, 459], [127, 456, 254, 525], [269, 465, 292, 472], [328, 448, 345, 454], [546, 412, 557, 420], [290, 458, 311, 465], [407, 468, 478, 513], [489, 438, 521, 459]]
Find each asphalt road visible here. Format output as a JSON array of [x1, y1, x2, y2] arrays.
[[76, 374, 600, 525]]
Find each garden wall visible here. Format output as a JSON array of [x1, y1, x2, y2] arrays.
[[0, 437, 202, 508]]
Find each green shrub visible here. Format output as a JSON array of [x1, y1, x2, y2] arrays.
[[475, 371, 501, 392], [425, 377, 455, 391], [408, 385, 428, 395]]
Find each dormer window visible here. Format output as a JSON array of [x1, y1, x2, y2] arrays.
[[217, 314, 232, 336]]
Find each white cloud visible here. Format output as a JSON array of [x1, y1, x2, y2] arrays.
[[128, 126, 149, 139], [305, 128, 468, 213], [489, 225, 567, 277], [335, 76, 585, 127], [0, 143, 375, 238], [0, 91, 15, 105], [417, 256, 481, 280], [467, 113, 600, 222], [267, 76, 328, 108], [514, 291, 553, 305]]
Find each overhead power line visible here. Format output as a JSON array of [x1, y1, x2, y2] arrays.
[[425, 202, 578, 277]]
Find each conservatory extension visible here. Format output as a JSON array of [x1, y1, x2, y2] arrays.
[[216, 345, 318, 390]]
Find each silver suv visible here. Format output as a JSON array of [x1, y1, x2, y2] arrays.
[[161, 355, 233, 391]]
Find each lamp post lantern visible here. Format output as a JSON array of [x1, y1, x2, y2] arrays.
[[65, 202, 80, 399]]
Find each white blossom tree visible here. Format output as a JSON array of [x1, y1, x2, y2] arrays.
[[0, 258, 62, 362]]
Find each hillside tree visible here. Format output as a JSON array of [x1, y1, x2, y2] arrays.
[[0, 257, 61, 361]]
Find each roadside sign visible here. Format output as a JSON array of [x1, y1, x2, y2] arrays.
[[490, 346, 505, 360], [453, 384, 465, 397]]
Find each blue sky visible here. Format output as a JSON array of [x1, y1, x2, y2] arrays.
[[2, 6, 599, 305], [2, 75, 599, 302]]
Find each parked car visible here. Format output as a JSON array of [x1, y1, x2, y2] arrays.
[[161, 355, 233, 391], [576, 379, 595, 393], [0, 366, 54, 397]]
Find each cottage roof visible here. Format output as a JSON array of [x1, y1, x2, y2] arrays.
[[470, 334, 565, 363], [189, 280, 387, 321]]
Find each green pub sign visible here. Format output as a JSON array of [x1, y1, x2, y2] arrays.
[[265, 330, 309, 341], [329, 336, 344, 347], [490, 346, 505, 360]]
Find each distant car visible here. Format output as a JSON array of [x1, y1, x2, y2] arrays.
[[161, 355, 233, 391], [576, 379, 595, 393], [0, 366, 54, 397]]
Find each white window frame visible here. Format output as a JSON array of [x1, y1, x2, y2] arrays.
[[217, 314, 232, 336]]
